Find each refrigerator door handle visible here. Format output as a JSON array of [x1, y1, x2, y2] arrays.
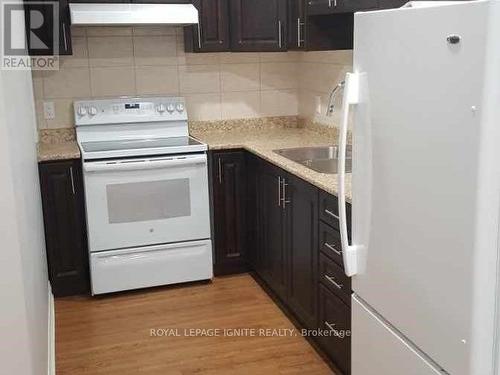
[[338, 72, 362, 276]]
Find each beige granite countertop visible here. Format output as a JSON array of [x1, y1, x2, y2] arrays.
[[36, 117, 351, 201], [38, 141, 80, 162], [191, 127, 352, 201]]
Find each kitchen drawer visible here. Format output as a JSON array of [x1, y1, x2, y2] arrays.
[[319, 190, 351, 234], [319, 252, 351, 305], [319, 221, 343, 268], [318, 284, 351, 374], [319, 190, 340, 229]]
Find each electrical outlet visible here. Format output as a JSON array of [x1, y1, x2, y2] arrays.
[[43, 101, 55, 120], [315, 96, 322, 114]]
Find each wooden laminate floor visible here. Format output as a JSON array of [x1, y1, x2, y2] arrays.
[[56, 274, 334, 374]]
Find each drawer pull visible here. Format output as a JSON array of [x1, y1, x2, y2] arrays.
[[325, 321, 336, 331], [227, 252, 241, 258], [325, 274, 343, 290], [324, 242, 342, 256], [324, 208, 340, 220]]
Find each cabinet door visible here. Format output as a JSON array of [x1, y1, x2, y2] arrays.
[[59, 0, 72, 55], [69, 0, 130, 3], [318, 284, 351, 374], [285, 174, 319, 329], [258, 162, 288, 301], [133, 0, 190, 3], [39, 160, 89, 297], [245, 153, 260, 270], [185, 0, 230, 52], [288, 0, 306, 50], [24, 0, 72, 55], [212, 151, 247, 275], [230, 0, 287, 52]]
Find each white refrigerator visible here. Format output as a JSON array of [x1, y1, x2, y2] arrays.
[[335, 1, 500, 374]]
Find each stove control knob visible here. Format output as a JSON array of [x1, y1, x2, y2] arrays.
[[88, 106, 98, 116], [156, 104, 166, 113], [176, 103, 185, 113], [167, 104, 175, 113], [77, 106, 87, 117]]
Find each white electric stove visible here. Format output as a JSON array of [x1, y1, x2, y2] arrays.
[[75, 97, 212, 295]]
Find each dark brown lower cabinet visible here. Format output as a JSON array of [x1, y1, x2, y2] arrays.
[[256, 160, 288, 301], [39, 159, 89, 297], [212, 150, 351, 373], [245, 153, 260, 270], [211, 150, 247, 275], [318, 284, 351, 374], [285, 173, 319, 330], [250, 159, 321, 330]]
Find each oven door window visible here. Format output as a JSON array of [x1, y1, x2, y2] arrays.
[[106, 178, 191, 224]]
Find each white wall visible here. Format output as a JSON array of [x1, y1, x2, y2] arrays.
[[0, 64, 49, 375]]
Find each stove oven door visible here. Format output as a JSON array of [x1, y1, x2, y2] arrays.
[[83, 153, 210, 252]]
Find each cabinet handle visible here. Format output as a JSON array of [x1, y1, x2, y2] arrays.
[[324, 242, 342, 256], [197, 23, 202, 49], [324, 208, 340, 220], [69, 166, 75, 195], [328, 0, 337, 7], [325, 274, 343, 290], [227, 252, 241, 258], [281, 178, 291, 209], [62, 22, 68, 52], [278, 20, 282, 49], [277, 176, 281, 207], [218, 158, 222, 184], [325, 321, 336, 331], [297, 17, 302, 47]]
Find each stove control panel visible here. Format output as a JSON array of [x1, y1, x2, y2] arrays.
[[74, 97, 187, 126]]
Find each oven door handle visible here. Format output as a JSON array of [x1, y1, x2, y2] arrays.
[[83, 155, 207, 173]]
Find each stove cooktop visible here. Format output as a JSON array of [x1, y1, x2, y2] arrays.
[[74, 97, 207, 160], [81, 136, 204, 153], [79, 136, 207, 160]]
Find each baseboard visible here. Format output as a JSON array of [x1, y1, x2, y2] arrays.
[[48, 283, 55, 375]]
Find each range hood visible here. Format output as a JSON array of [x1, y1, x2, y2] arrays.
[[70, 3, 198, 26]]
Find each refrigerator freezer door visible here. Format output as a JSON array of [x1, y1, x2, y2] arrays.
[[351, 2, 499, 374], [352, 295, 444, 375]]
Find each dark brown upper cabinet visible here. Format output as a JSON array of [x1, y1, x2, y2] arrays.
[[307, 0, 378, 16], [69, 0, 191, 2], [24, 0, 72, 55], [229, 0, 287, 52], [39, 159, 89, 297], [132, 0, 191, 3], [184, 0, 230, 52], [212, 151, 248, 275], [288, 0, 306, 50]]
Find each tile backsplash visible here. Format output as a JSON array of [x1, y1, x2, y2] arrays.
[[32, 26, 352, 130]]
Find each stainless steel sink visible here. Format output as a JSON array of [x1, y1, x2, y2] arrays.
[[273, 146, 352, 174]]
